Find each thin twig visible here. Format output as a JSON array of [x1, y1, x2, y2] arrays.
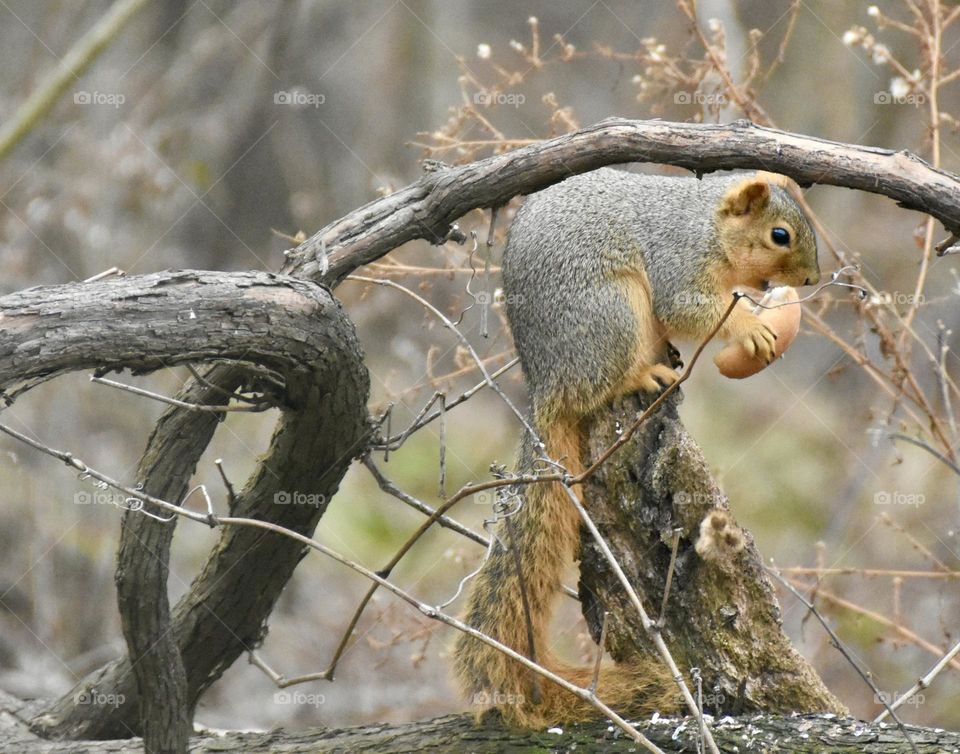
[[589, 611, 610, 694], [214, 459, 238, 510], [186, 364, 264, 406], [785, 575, 960, 672], [691, 667, 704, 754], [780, 566, 960, 579], [768, 566, 919, 754], [557, 479, 720, 754], [91, 375, 270, 413], [886, 432, 960, 476], [0, 0, 149, 162], [1, 420, 665, 753], [879, 513, 952, 572], [83, 267, 125, 282], [936, 325, 957, 440], [347, 275, 539, 444], [576, 295, 740, 483], [658, 528, 683, 627], [364, 456, 486, 546], [438, 393, 447, 498], [377, 358, 519, 449], [875, 638, 960, 722]]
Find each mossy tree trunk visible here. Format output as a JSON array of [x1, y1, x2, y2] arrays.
[[579, 388, 843, 715]]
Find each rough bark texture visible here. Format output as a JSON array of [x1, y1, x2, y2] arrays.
[[0, 693, 954, 754], [0, 271, 370, 747], [280, 118, 960, 285], [579, 387, 843, 717]]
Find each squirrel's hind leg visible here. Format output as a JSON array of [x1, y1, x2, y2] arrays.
[[614, 272, 679, 396], [624, 362, 679, 394]]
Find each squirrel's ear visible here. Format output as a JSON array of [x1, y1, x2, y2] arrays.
[[754, 170, 803, 200], [720, 177, 770, 216]]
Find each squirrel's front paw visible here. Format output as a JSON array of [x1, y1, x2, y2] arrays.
[[739, 323, 778, 364]]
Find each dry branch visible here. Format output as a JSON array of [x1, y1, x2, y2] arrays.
[[0, 271, 370, 747], [281, 118, 960, 284], [0, 695, 956, 754]]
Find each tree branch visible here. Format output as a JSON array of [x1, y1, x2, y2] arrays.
[[1, 701, 956, 754], [1, 271, 370, 746], [280, 118, 960, 285]]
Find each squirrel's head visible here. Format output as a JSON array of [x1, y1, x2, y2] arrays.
[[715, 172, 820, 291]]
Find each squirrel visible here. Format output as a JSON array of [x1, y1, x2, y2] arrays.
[[453, 167, 820, 727]]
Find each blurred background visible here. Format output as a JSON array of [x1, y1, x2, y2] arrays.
[[0, 0, 958, 734]]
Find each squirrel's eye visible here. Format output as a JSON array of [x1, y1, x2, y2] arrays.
[[770, 227, 791, 246]]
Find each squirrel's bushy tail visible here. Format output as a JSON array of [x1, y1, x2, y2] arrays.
[[453, 419, 678, 727]]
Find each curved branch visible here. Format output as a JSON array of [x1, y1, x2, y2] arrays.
[[279, 118, 960, 284], [4, 271, 370, 745], [0, 270, 339, 392]]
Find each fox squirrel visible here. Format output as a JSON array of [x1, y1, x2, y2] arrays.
[[453, 167, 820, 727]]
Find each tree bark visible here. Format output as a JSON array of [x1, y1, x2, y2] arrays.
[[0, 694, 953, 754], [579, 388, 843, 716], [0, 271, 370, 747]]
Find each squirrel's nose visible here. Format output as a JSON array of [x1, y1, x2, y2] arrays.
[[804, 272, 820, 286]]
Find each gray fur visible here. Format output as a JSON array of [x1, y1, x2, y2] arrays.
[[502, 167, 814, 417]]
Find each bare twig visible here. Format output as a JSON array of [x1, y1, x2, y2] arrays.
[[589, 611, 610, 695], [886, 431, 960, 476], [90, 375, 270, 413], [779, 566, 960, 580], [364, 456, 487, 547], [186, 364, 264, 406], [214, 459, 238, 509], [347, 275, 538, 444], [377, 358, 519, 449], [83, 267, 125, 282], [1, 420, 666, 753], [576, 295, 739, 483], [0, 0, 149, 162], [767, 566, 919, 754], [658, 528, 683, 627], [875, 638, 960, 722]]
